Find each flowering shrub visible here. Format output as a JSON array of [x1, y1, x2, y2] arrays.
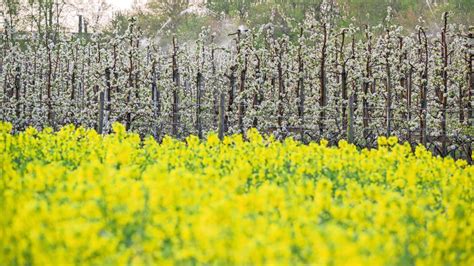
[[1, 122, 473, 265], [1, 12, 472, 160]]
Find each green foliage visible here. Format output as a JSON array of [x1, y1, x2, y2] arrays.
[[107, 12, 131, 34], [461, 125, 474, 138], [208, 0, 254, 18], [128, 0, 471, 41]]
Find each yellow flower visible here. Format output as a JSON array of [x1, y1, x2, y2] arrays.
[[247, 128, 263, 144], [388, 136, 398, 146], [186, 135, 200, 148], [320, 139, 329, 147], [206, 133, 220, 146], [1, 122, 472, 265], [377, 136, 388, 146]]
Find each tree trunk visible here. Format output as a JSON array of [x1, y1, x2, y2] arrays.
[[297, 27, 305, 141], [363, 26, 372, 143], [172, 36, 180, 137], [418, 27, 428, 146], [319, 23, 328, 138], [440, 13, 449, 156]]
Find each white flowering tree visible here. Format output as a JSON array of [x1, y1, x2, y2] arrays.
[[1, 4, 473, 160]]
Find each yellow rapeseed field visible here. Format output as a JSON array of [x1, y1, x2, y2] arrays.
[[0, 122, 473, 265]]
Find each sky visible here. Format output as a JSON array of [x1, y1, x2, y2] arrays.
[[107, 0, 135, 11]]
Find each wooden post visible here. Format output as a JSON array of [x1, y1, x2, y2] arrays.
[[78, 15, 83, 34], [84, 20, 88, 34]]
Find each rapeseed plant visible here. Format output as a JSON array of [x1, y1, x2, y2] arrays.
[[0, 122, 472, 265]]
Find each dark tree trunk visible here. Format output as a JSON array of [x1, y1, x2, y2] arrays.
[[363, 26, 372, 142], [172, 36, 180, 137], [319, 23, 328, 137], [418, 27, 428, 146], [440, 13, 449, 156]]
